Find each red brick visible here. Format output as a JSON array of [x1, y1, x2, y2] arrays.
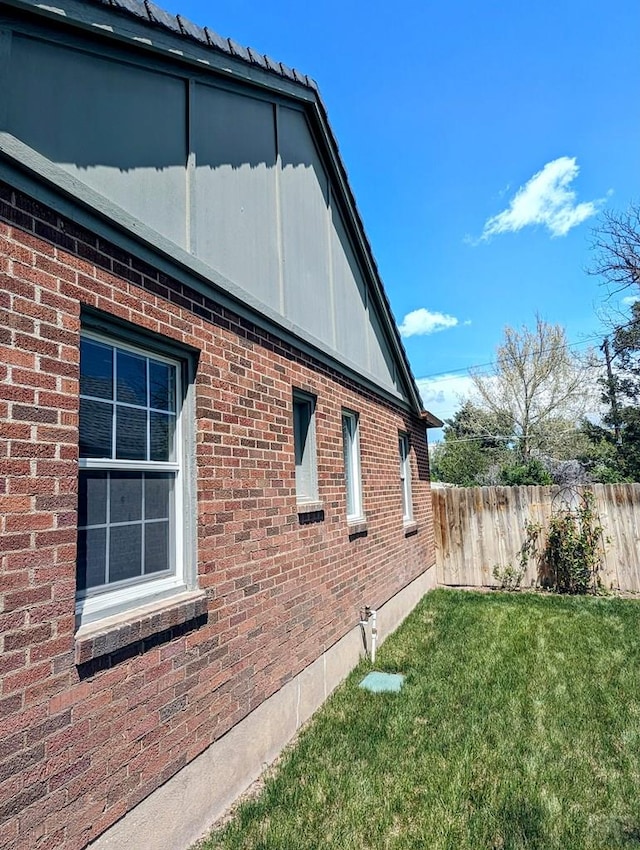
[[0, 495, 32, 513], [48, 683, 92, 716], [9, 474, 58, 496], [1, 384, 36, 403], [14, 332, 60, 358], [0, 693, 23, 719], [24, 673, 71, 707], [29, 637, 73, 665], [17, 290, 60, 318], [37, 391, 78, 410], [0, 459, 31, 477], [0, 702, 47, 739], [2, 661, 54, 695], [38, 357, 76, 378], [4, 624, 52, 652], [0, 185, 437, 850], [0, 533, 31, 553], [0, 422, 32, 440], [11, 404, 59, 425], [9, 441, 55, 459], [0, 307, 35, 334], [5, 512, 54, 532], [0, 649, 27, 677], [4, 585, 52, 611]]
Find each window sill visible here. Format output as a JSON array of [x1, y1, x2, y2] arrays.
[[297, 500, 325, 525], [297, 500, 324, 514], [403, 520, 419, 537], [347, 518, 368, 538], [74, 589, 208, 666]]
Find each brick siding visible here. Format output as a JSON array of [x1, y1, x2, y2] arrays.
[[0, 182, 435, 850]]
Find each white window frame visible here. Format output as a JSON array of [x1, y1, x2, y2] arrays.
[[342, 410, 363, 521], [76, 327, 192, 626], [399, 432, 413, 522], [293, 390, 318, 505]]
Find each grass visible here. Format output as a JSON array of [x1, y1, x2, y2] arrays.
[[199, 589, 640, 849]]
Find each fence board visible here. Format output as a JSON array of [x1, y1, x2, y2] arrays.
[[432, 484, 640, 592]]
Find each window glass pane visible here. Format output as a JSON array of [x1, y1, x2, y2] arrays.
[[343, 413, 361, 518], [80, 339, 113, 399], [76, 333, 184, 605], [145, 473, 172, 520], [145, 521, 170, 574], [77, 527, 106, 591], [399, 436, 407, 478], [150, 412, 174, 462], [293, 401, 310, 468], [109, 524, 142, 583], [149, 361, 175, 412], [342, 416, 354, 516], [116, 406, 147, 460], [294, 400, 315, 500], [345, 478, 354, 516], [110, 472, 143, 524], [399, 434, 412, 519], [79, 399, 113, 459], [117, 350, 147, 406], [78, 471, 107, 527]]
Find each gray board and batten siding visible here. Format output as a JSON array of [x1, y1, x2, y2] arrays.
[[0, 0, 414, 407]]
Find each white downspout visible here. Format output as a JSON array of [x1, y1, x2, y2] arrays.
[[359, 606, 378, 665], [370, 608, 377, 665]]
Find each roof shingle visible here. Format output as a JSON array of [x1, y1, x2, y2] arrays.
[[88, 0, 311, 87]]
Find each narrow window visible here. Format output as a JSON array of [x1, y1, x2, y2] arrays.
[[342, 410, 363, 520], [399, 432, 413, 521], [293, 391, 318, 504], [77, 329, 189, 624]]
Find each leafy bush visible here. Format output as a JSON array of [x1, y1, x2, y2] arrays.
[[493, 494, 605, 596], [541, 492, 605, 594], [492, 562, 525, 590], [499, 458, 552, 486]]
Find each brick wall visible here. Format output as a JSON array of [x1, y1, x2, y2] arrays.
[[0, 182, 435, 850]]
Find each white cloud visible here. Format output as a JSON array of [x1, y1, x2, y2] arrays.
[[480, 156, 601, 240], [622, 294, 639, 306], [398, 308, 459, 338], [416, 373, 476, 430]]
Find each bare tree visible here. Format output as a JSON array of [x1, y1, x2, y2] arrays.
[[471, 317, 590, 461], [590, 203, 640, 294], [589, 204, 640, 480]]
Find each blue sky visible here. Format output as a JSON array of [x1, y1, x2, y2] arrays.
[[164, 0, 640, 428]]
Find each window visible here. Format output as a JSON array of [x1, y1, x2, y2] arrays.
[[342, 410, 363, 521], [399, 432, 413, 521], [77, 329, 191, 624], [293, 391, 318, 504]]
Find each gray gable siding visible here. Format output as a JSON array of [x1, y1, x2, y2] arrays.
[[8, 32, 189, 247], [192, 85, 281, 311], [1, 1, 419, 407], [279, 105, 334, 348]]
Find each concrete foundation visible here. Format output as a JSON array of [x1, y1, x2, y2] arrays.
[[88, 564, 437, 850]]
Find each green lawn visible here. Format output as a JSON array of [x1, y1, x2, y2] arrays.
[[200, 590, 640, 849]]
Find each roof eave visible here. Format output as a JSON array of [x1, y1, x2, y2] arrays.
[[420, 410, 444, 429]]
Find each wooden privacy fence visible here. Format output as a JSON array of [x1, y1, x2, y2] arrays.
[[432, 484, 640, 592]]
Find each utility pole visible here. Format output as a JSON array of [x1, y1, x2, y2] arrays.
[[601, 336, 622, 445]]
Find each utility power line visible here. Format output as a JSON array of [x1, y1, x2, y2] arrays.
[[418, 334, 602, 381], [417, 317, 640, 382], [430, 425, 589, 447]]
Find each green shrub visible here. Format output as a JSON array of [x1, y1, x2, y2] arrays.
[[492, 562, 525, 590], [499, 458, 552, 486], [542, 492, 605, 594]]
